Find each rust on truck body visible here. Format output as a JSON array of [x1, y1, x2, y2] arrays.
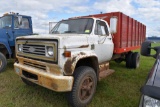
[[17, 56, 62, 75], [79, 45, 89, 48], [14, 56, 74, 92], [64, 52, 97, 75], [98, 62, 115, 80]]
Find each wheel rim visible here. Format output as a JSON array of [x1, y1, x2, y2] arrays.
[[79, 76, 94, 101], [0, 59, 2, 68]]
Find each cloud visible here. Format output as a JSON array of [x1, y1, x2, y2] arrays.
[[133, 0, 160, 37], [0, 0, 160, 37], [0, 0, 90, 34], [93, 0, 135, 16], [134, 0, 160, 7]]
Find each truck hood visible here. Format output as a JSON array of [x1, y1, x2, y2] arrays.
[[17, 34, 89, 49]]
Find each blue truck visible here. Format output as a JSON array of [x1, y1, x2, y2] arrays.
[[0, 12, 33, 72]]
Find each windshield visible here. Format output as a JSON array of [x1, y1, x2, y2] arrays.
[[52, 18, 93, 34], [0, 16, 12, 29]]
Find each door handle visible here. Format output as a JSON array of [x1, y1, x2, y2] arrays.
[[6, 32, 11, 38]]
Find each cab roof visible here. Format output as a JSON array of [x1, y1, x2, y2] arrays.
[[2, 12, 31, 18]]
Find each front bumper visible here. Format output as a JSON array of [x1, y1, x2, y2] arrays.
[[14, 58, 74, 92]]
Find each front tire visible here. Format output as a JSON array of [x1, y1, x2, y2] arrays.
[[0, 52, 7, 73], [67, 66, 97, 107]]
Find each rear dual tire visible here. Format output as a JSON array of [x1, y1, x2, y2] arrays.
[[126, 52, 140, 69]]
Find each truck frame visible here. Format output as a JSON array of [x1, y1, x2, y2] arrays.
[[14, 12, 146, 107], [0, 12, 33, 72]]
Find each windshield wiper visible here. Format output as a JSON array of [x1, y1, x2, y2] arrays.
[[64, 31, 76, 33]]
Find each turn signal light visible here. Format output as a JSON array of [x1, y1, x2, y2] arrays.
[[64, 51, 71, 57]]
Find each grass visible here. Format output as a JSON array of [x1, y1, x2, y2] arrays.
[[0, 43, 159, 107]]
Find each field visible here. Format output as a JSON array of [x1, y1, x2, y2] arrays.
[[0, 43, 159, 107]]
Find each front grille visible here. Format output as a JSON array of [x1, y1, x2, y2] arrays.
[[24, 61, 46, 71], [17, 39, 58, 64], [23, 44, 45, 56]]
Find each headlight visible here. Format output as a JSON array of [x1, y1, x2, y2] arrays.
[[46, 46, 54, 56], [143, 95, 160, 107], [18, 44, 22, 52]]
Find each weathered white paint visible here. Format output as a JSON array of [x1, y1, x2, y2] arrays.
[[16, 17, 114, 83], [17, 18, 113, 65]]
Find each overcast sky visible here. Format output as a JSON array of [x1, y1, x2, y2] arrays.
[[0, 0, 159, 37]]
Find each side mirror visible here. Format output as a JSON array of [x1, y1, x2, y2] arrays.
[[141, 85, 160, 100], [141, 41, 160, 58], [110, 17, 118, 34], [141, 41, 151, 56], [18, 16, 22, 25]]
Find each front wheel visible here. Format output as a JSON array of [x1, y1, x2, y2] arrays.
[[67, 66, 97, 107], [0, 52, 7, 73]]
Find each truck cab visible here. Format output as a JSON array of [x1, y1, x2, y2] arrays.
[[0, 12, 33, 72], [52, 17, 114, 63]]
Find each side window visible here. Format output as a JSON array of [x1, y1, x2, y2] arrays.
[[94, 20, 109, 36], [14, 17, 29, 29]]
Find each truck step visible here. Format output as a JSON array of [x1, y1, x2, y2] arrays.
[[99, 69, 115, 80], [99, 62, 115, 80]]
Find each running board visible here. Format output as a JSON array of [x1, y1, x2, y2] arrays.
[[98, 62, 115, 80], [99, 69, 115, 80]]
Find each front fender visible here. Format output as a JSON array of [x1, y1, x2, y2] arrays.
[[0, 39, 12, 55], [64, 52, 97, 75]]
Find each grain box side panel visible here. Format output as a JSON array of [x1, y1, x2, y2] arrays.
[[138, 22, 141, 45], [142, 25, 144, 43], [135, 21, 138, 46], [121, 14, 128, 48], [137, 22, 140, 46], [128, 18, 132, 47], [139, 23, 142, 45], [132, 20, 136, 47], [144, 26, 146, 41]]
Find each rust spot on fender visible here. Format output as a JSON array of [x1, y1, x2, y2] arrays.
[[64, 52, 97, 75], [79, 45, 89, 48], [64, 59, 73, 75], [72, 57, 77, 63]]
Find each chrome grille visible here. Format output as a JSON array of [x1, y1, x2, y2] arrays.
[[22, 44, 45, 56], [24, 61, 46, 71], [17, 39, 58, 63]]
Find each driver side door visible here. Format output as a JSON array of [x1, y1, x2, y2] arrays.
[[13, 16, 32, 45], [94, 20, 114, 63]]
